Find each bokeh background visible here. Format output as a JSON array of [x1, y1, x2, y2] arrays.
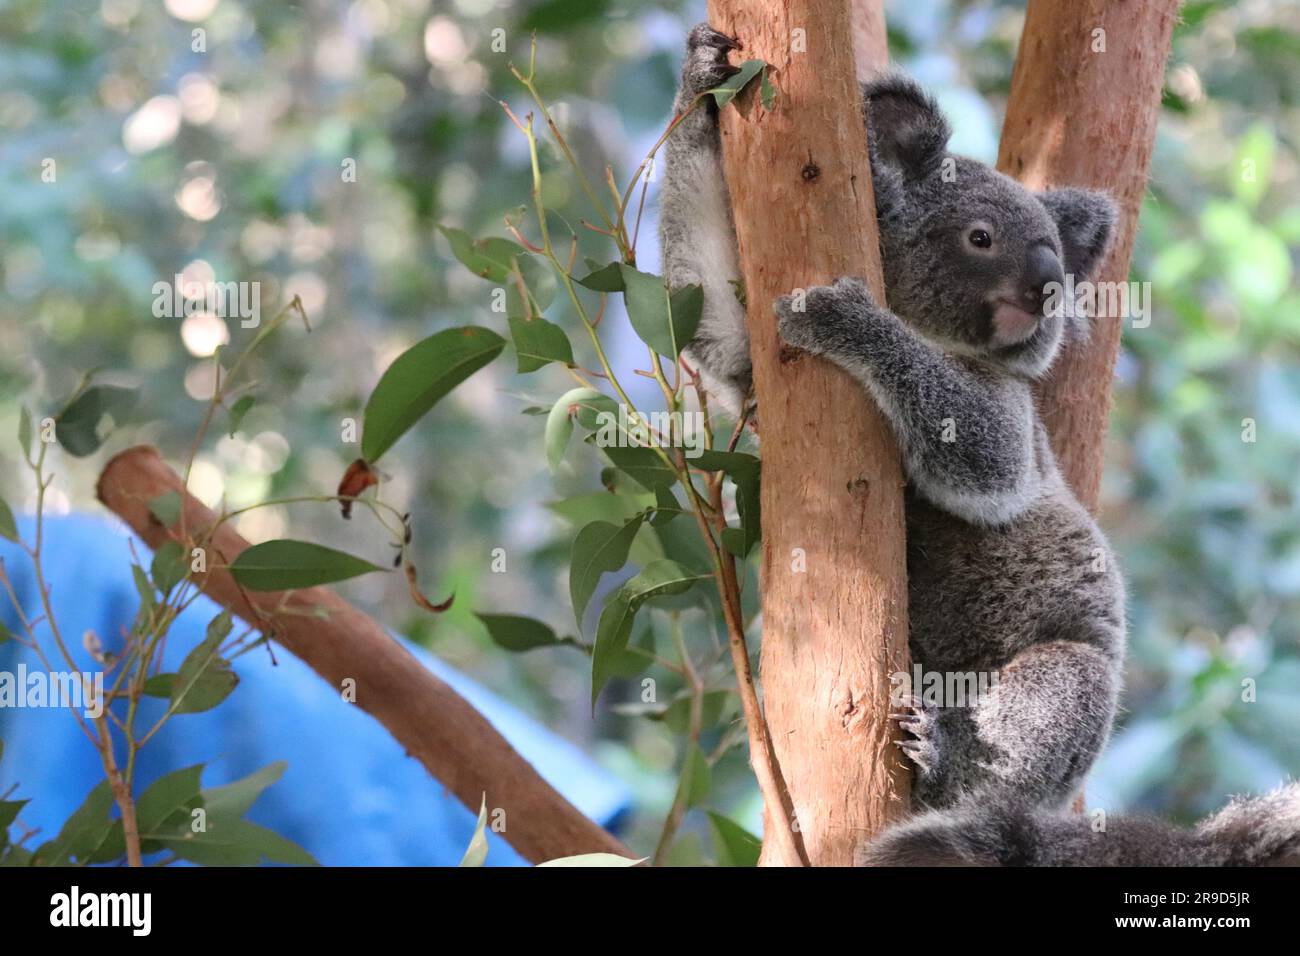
[[1, 0, 1297, 862]]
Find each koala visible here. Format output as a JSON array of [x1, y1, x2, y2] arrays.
[[660, 24, 1300, 866]]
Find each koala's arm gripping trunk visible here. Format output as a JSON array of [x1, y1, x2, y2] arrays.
[[707, 0, 911, 865]]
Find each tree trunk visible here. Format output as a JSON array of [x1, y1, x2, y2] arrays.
[[998, 0, 1180, 511], [707, 0, 910, 866], [97, 445, 631, 866]]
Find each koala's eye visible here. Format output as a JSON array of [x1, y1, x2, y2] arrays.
[[967, 228, 992, 249]]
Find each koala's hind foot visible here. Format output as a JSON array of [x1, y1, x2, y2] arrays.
[[892, 695, 943, 778]]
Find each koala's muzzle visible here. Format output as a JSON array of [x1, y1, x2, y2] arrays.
[[1020, 243, 1065, 314], [989, 244, 1064, 348]]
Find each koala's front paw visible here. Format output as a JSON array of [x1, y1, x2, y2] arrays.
[[775, 275, 877, 355], [682, 23, 742, 98], [892, 695, 943, 778]]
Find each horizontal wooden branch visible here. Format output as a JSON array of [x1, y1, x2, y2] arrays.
[[97, 445, 630, 865]]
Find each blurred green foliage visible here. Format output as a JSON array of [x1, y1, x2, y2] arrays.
[[1, 0, 1297, 855]]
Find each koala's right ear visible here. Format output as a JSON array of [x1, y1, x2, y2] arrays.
[[861, 74, 951, 180]]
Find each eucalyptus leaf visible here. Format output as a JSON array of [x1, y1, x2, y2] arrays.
[[227, 394, 255, 436], [708, 59, 767, 109], [436, 225, 524, 283], [17, 406, 32, 458], [477, 613, 574, 652], [150, 540, 187, 594], [169, 610, 238, 714], [459, 795, 489, 867], [55, 384, 138, 457], [602, 444, 678, 493], [708, 812, 762, 866], [695, 449, 761, 557], [135, 764, 205, 836], [569, 514, 646, 631], [591, 559, 709, 705], [619, 266, 700, 359], [361, 326, 505, 462], [147, 491, 182, 528], [509, 315, 574, 373], [229, 539, 387, 591], [575, 260, 625, 292], [0, 496, 16, 543]]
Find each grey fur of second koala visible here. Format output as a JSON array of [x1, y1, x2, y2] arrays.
[[661, 20, 1123, 813], [660, 25, 1300, 868]]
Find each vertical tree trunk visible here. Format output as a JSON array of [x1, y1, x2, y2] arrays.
[[998, 0, 1180, 511], [707, 0, 909, 866]]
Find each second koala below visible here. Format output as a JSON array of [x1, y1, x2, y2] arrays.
[[660, 25, 1300, 866]]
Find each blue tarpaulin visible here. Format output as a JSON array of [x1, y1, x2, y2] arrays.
[[0, 514, 630, 865]]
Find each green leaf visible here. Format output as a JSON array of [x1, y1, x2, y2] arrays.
[[545, 387, 619, 472], [477, 614, 573, 653], [227, 394, 255, 436], [361, 326, 505, 462], [142, 673, 176, 698], [708, 59, 767, 109], [669, 283, 704, 351], [536, 853, 645, 867], [663, 690, 735, 734], [651, 487, 684, 527], [460, 795, 489, 867], [505, 253, 558, 317], [0, 496, 16, 543], [54, 384, 138, 457], [202, 761, 287, 819], [149, 762, 314, 865], [547, 491, 652, 528], [17, 406, 32, 459], [760, 66, 777, 111], [169, 610, 238, 714], [0, 799, 28, 833], [155, 819, 316, 866], [150, 540, 187, 594], [135, 764, 205, 836], [696, 450, 762, 557], [619, 267, 700, 359], [148, 491, 182, 528], [605, 626, 656, 680], [229, 539, 387, 591], [575, 260, 625, 292], [131, 563, 156, 614], [436, 225, 524, 283], [674, 743, 711, 809], [569, 514, 645, 631], [708, 812, 762, 866], [602, 444, 677, 493], [33, 780, 114, 865], [592, 560, 709, 705], [544, 389, 582, 472], [509, 315, 574, 373]]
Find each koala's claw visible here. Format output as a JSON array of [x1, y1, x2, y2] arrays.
[[892, 697, 941, 777], [688, 23, 742, 52], [683, 23, 743, 96]]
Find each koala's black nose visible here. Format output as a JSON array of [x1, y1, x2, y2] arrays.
[[1021, 243, 1065, 314]]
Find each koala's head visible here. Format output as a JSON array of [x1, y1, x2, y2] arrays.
[[862, 75, 1118, 378]]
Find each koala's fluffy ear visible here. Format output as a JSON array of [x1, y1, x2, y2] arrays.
[[861, 73, 951, 180], [1038, 187, 1118, 282]]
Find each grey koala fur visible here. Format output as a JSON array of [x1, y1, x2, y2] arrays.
[[660, 24, 1300, 866]]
